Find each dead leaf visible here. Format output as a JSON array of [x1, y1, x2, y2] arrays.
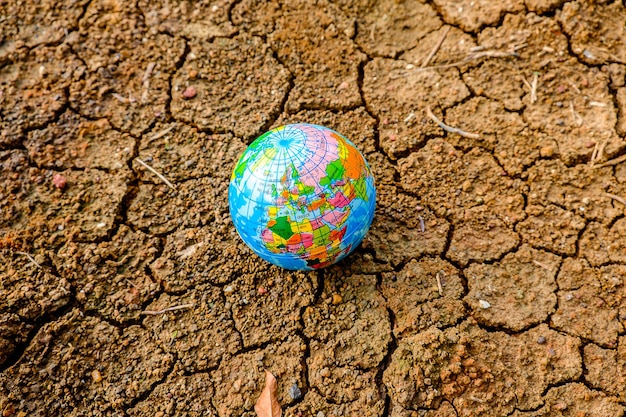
[[254, 370, 282, 417]]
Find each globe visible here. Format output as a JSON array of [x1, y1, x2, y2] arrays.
[[228, 124, 376, 270]]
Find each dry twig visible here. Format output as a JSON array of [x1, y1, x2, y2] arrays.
[[605, 193, 626, 207], [470, 396, 486, 404], [593, 153, 626, 168], [142, 62, 156, 83], [568, 80, 581, 94], [142, 62, 156, 103], [523, 72, 539, 104], [597, 138, 609, 162], [404, 112, 416, 124], [569, 101, 582, 127], [590, 141, 600, 165], [16, 251, 42, 268], [436, 271, 443, 296], [149, 125, 176, 141], [111, 93, 129, 103], [532, 260, 552, 271], [421, 26, 451, 68], [135, 158, 177, 190], [141, 303, 194, 315], [426, 107, 480, 139]]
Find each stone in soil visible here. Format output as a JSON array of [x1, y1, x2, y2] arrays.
[[1, 166, 128, 250]]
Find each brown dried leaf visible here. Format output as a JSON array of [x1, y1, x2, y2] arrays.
[[254, 370, 282, 417]]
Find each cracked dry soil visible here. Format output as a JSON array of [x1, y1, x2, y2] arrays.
[[1, 0, 626, 416]]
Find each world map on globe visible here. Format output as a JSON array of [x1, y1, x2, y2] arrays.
[[228, 124, 376, 270]]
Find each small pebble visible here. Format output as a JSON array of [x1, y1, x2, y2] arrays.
[[224, 285, 234, 294], [478, 300, 491, 309], [583, 49, 595, 60], [317, 412, 325, 417], [258, 287, 268, 295], [188, 69, 198, 79], [91, 369, 102, 383], [540, 146, 554, 157], [52, 173, 67, 189], [289, 383, 302, 400], [331, 294, 342, 305], [537, 336, 546, 345], [182, 86, 197, 99], [320, 368, 330, 377]]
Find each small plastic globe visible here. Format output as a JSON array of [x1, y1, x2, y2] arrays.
[[228, 123, 376, 270]]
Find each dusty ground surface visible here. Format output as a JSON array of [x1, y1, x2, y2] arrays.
[[1, 0, 626, 415]]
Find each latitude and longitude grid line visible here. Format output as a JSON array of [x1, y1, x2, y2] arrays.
[[279, 126, 331, 255], [279, 127, 310, 257], [285, 126, 368, 251], [286, 126, 347, 251], [238, 126, 318, 256]]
